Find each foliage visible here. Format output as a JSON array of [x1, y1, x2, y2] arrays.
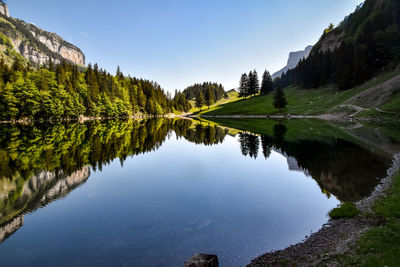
[[205, 86, 215, 108], [0, 59, 190, 120], [195, 90, 205, 110], [273, 87, 287, 111], [328, 202, 359, 219], [260, 70, 274, 95], [182, 82, 227, 102], [238, 70, 260, 98], [238, 73, 249, 98]]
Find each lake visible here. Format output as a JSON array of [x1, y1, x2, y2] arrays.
[[0, 118, 397, 267]]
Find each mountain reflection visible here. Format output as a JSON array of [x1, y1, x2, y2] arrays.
[[0, 118, 391, 242], [236, 122, 389, 202]]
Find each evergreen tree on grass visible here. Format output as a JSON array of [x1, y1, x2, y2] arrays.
[[238, 73, 249, 99], [260, 70, 273, 95], [273, 87, 287, 112]]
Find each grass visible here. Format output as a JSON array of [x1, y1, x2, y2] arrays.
[[199, 70, 400, 117], [338, 170, 400, 266], [329, 202, 360, 219], [189, 90, 240, 114]]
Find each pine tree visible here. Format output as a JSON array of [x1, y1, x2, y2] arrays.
[[238, 73, 249, 99], [195, 91, 205, 111], [205, 87, 215, 109], [248, 70, 259, 96], [273, 87, 287, 112], [260, 70, 273, 95]]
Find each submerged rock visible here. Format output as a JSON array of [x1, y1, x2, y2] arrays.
[[184, 254, 218, 267]]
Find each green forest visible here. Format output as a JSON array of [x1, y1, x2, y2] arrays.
[[0, 59, 191, 121]]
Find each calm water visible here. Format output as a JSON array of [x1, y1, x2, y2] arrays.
[[0, 119, 395, 266]]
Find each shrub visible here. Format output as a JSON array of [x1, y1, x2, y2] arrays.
[[329, 202, 359, 219]]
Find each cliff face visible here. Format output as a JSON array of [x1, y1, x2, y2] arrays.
[[0, 2, 85, 66], [0, 1, 9, 17], [272, 45, 313, 79]]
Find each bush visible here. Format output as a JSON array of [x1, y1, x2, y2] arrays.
[[329, 202, 359, 219]]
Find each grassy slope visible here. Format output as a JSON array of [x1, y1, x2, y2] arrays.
[[188, 90, 240, 114], [199, 71, 400, 117], [338, 170, 400, 266]]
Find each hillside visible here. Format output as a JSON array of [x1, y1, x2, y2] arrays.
[[200, 0, 400, 119], [199, 70, 400, 120], [277, 0, 400, 90], [0, 1, 85, 67]]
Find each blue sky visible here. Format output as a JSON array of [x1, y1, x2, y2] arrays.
[[10, 0, 362, 92]]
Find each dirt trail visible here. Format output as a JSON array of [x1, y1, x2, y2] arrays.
[[344, 74, 400, 108]]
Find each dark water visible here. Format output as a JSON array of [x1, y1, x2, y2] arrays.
[[0, 119, 394, 266]]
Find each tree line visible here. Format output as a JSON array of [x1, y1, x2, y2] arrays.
[[181, 82, 227, 110], [237, 69, 287, 111], [0, 59, 192, 120]]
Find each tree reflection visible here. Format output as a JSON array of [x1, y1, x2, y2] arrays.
[[239, 132, 260, 159], [236, 121, 390, 202], [273, 123, 287, 147]]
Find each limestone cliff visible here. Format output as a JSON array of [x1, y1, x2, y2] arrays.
[[0, 1, 85, 66], [272, 45, 313, 79], [0, 1, 9, 18]]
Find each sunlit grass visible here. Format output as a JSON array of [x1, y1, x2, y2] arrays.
[[200, 70, 400, 117]]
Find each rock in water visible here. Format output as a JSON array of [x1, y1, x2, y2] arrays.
[[183, 254, 219, 267]]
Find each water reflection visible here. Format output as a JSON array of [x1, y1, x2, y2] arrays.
[[237, 121, 390, 202], [0, 118, 392, 246]]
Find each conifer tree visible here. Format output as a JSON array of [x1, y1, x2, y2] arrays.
[[195, 91, 205, 111], [273, 87, 287, 112], [238, 73, 249, 99], [260, 70, 273, 95], [205, 87, 215, 109], [248, 70, 260, 96]]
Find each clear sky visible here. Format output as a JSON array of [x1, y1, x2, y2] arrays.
[[9, 0, 363, 92]]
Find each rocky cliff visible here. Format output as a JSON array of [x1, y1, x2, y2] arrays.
[[272, 45, 313, 79], [0, 1, 9, 18], [0, 1, 85, 66]]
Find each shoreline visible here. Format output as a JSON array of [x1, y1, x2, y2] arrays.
[[0, 113, 183, 124], [247, 152, 400, 266], [191, 113, 387, 123]]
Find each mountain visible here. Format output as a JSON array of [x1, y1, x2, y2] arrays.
[[272, 45, 313, 79], [277, 0, 400, 90], [0, 1, 85, 66]]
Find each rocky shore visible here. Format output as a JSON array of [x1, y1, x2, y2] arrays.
[[247, 153, 400, 266]]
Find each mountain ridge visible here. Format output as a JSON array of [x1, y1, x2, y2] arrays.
[[0, 1, 85, 66], [272, 45, 313, 79]]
